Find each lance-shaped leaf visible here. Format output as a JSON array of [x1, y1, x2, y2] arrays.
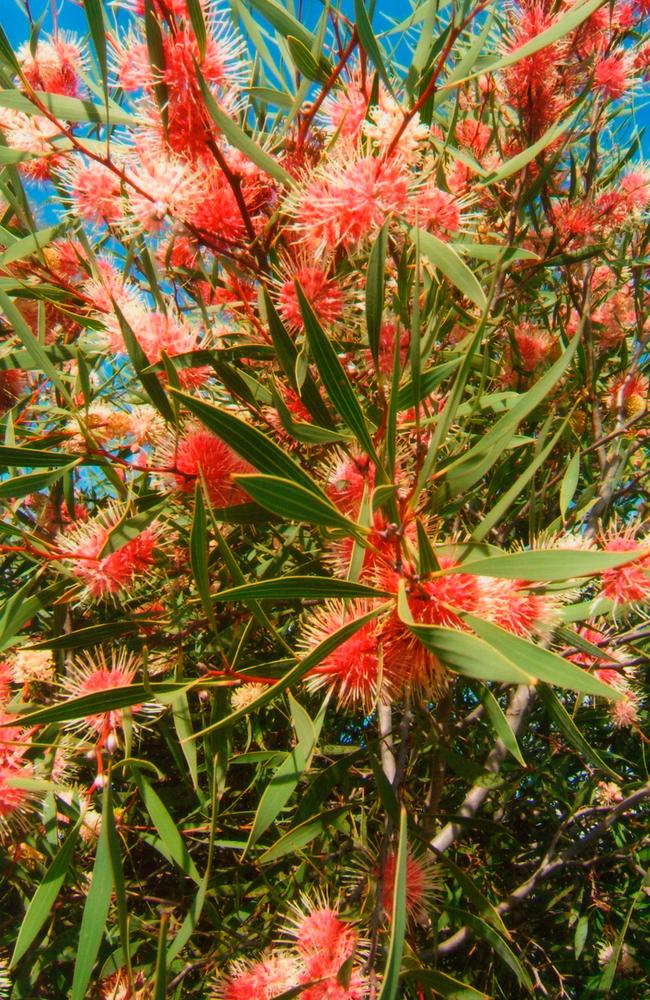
[[445, 907, 533, 991], [190, 484, 217, 628], [537, 684, 621, 779], [170, 388, 327, 497], [83, 0, 108, 102], [560, 450, 580, 521], [10, 681, 190, 728], [186, 0, 207, 60], [113, 302, 174, 422], [472, 681, 526, 766], [0, 286, 71, 402], [132, 770, 201, 883], [366, 221, 389, 366], [29, 620, 162, 651], [445, 547, 647, 581], [287, 35, 328, 82], [0, 444, 75, 468], [235, 473, 365, 533], [246, 0, 315, 49], [296, 282, 381, 465], [354, 0, 393, 93], [211, 575, 390, 603], [0, 461, 79, 501], [378, 807, 408, 1000], [0, 223, 61, 268], [11, 819, 82, 966], [71, 788, 114, 1000], [259, 806, 349, 864], [464, 615, 623, 700], [0, 88, 136, 126], [411, 228, 487, 310]]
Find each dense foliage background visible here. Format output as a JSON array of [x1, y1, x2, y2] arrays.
[[0, 0, 648, 997]]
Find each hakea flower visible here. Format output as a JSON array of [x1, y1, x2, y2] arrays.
[[61, 648, 157, 747], [0, 957, 9, 999], [595, 780, 624, 806], [115, 16, 245, 156], [0, 711, 26, 768], [57, 505, 159, 599], [597, 941, 640, 976], [0, 369, 26, 413], [598, 527, 650, 607], [455, 117, 493, 159], [63, 402, 165, 455], [0, 757, 36, 835], [565, 627, 615, 668], [64, 158, 124, 227], [17, 33, 85, 97], [595, 169, 650, 233], [157, 425, 253, 507], [379, 847, 440, 925], [230, 683, 267, 713], [363, 100, 429, 163], [95, 969, 151, 1000], [605, 371, 649, 421], [124, 151, 204, 233], [277, 264, 345, 330], [592, 665, 642, 729], [409, 185, 461, 238], [552, 200, 596, 244], [324, 450, 375, 516], [321, 70, 371, 141], [11, 649, 55, 687], [594, 54, 632, 100], [0, 109, 65, 181], [477, 577, 560, 638], [507, 322, 557, 373], [326, 512, 418, 581], [211, 953, 300, 1000], [589, 267, 636, 347], [293, 154, 410, 253], [0, 662, 12, 702], [503, 2, 568, 139], [284, 898, 368, 1000], [301, 602, 384, 709]]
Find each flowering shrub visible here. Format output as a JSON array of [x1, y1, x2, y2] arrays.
[[0, 0, 648, 996]]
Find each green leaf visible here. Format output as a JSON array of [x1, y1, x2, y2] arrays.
[[412, 228, 486, 310], [171, 388, 326, 497], [191, 484, 217, 628], [296, 282, 380, 464], [366, 221, 389, 367], [11, 681, 189, 728], [259, 806, 349, 864], [235, 473, 363, 532], [82, 0, 108, 98], [71, 789, 114, 1000], [245, 0, 315, 50], [143, 0, 169, 132], [479, 115, 574, 186], [212, 575, 389, 603], [465, 616, 624, 700], [560, 450, 580, 521], [378, 807, 408, 1000], [537, 685, 621, 779], [0, 89, 135, 126], [195, 68, 294, 186], [132, 770, 201, 883], [354, 0, 393, 92], [186, 0, 207, 60], [0, 461, 79, 501], [29, 620, 163, 652], [472, 419, 568, 542], [11, 820, 82, 966], [0, 224, 61, 268], [452, 242, 539, 262], [402, 968, 488, 999], [473, 682, 526, 766], [286, 35, 328, 81], [172, 691, 200, 792], [0, 445, 74, 468], [447, 547, 647, 581]]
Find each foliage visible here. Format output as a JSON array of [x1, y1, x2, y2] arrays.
[[0, 0, 648, 997]]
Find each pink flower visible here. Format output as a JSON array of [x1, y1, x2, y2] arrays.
[[0, 759, 35, 833], [380, 847, 439, 924], [594, 55, 631, 100], [301, 602, 383, 708], [278, 266, 344, 329], [18, 34, 85, 97], [599, 530, 650, 606], [162, 427, 253, 507], [61, 648, 156, 745], [214, 954, 299, 1000], [58, 507, 158, 599], [295, 155, 409, 252], [511, 323, 556, 372]]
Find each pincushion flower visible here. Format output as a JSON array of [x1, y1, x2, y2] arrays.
[[379, 847, 440, 925], [157, 425, 253, 506], [17, 34, 85, 97], [300, 602, 385, 709], [57, 506, 159, 599], [211, 953, 299, 1000], [598, 528, 650, 607], [61, 648, 157, 746]]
